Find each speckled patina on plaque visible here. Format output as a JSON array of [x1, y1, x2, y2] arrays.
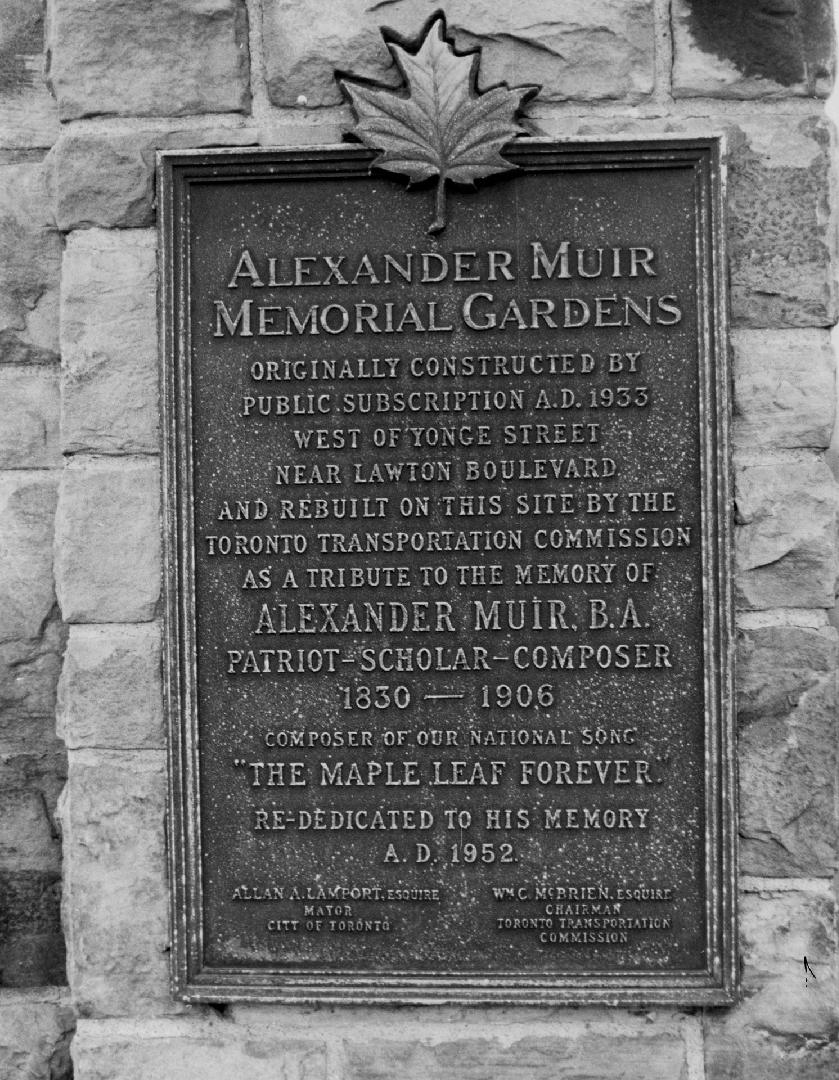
[[159, 140, 735, 1004]]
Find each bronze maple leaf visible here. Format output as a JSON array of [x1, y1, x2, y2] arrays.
[[339, 13, 539, 233]]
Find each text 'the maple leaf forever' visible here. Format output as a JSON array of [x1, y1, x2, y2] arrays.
[[339, 13, 539, 233]]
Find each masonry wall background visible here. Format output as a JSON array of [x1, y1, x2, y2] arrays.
[[0, 1, 837, 1077]]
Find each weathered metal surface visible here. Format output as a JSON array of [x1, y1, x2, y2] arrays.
[[159, 140, 736, 1004]]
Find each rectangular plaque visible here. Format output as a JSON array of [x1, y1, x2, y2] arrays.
[[160, 140, 736, 1005]]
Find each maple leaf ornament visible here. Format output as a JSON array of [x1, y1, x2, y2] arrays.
[[339, 14, 539, 233]]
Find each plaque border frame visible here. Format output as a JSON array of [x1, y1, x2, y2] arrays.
[[158, 139, 737, 1006]]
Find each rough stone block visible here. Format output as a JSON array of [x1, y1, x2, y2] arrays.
[[344, 1031, 687, 1079], [734, 458, 837, 609], [672, 0, 834, 98], [704, 1036, 839, 1080], [263, 0, 655, 108], [732, 329, 835, 451], [0, 711, 65, 771], [60, 748, 171, 1015], [0, 869, 64, 986], [47, 0, 251, 120], [0, 471, 58, 643], [735, 886, 837, 1036], [52, 126, 258, 231], [73, 1018, 326, 1079], [0, 990, 74, 1079], [728, 114, 836, 327], [0, 789, 59, 872], [0, 154, 60, 364], [0, 613, 66, 718], [0, 713, 65, 849], [61, 230, 158, 454], [55, 456, 161, 624], [0, 364, 60, 467], [0, 0, 59, 149], [0, 729, 64, 827], [737, 624, 837, 875], [58, 623, 163, 750]]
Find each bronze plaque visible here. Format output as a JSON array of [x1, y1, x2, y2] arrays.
[[160, 140, 736, 1004]]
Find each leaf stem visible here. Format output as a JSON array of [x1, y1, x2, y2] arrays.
[[428, 174, 447, 234]]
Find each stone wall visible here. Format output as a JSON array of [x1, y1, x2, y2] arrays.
[[1, 0, 837, 1077], [0, 0, 72, 1074]]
